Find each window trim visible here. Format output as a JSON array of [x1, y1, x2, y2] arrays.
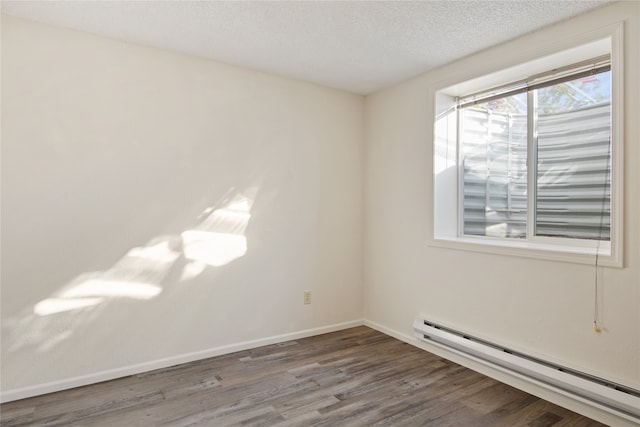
[[430, 22, 624, 268]]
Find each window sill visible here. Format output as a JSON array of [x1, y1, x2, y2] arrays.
[[430, 235, 621, 268]]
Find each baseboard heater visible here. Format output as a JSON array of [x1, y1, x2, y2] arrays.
[[413, 319, 640, 421]]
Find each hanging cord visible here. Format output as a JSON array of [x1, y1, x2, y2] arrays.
[[593, 252, 601, 333], [593, 137, 611, 333]]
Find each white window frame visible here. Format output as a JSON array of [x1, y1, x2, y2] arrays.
[[430, 23, 624, 267]]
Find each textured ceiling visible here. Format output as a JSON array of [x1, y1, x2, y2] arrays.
[[1, 0, 612, 94]]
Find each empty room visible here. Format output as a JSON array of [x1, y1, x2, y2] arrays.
[[1, 1, 639, 426]]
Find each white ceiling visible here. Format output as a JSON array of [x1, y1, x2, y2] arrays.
[[1, 0, 612, 95]]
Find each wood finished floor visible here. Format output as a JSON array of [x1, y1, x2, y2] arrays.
[[1, 326, 606, 427]]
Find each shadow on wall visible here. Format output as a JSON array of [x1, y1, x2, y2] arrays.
[[3, 186, 258, 355]]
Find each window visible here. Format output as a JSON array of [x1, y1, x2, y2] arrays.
[[432, 33, 623, 267], [460, 63, 611, 241]]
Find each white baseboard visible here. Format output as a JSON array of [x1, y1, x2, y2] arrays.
[[363, 319, 640, 427], [0, 319, 364, 403]]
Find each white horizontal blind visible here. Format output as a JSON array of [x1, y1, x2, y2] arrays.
[[458, 55, 610, 109]]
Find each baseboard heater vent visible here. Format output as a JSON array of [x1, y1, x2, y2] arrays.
[[413, 319, 640, 421]]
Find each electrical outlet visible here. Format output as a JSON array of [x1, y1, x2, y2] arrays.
[[304, 291, 311, 305]]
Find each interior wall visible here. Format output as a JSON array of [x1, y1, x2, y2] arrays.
[[1, 15, 364, 393], [364, 1, 639, 390]]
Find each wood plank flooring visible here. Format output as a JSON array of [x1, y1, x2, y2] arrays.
[[0, 326, 606, 426]]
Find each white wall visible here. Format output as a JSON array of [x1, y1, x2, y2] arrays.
[[1, 15, 364, 396], [364, 0, 639, 392]]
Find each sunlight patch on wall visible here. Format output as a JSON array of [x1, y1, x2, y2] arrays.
[[61, 279, 162, 300], [181, 231, 247, 267], [28, 187, 257, 319], [181, 192, 254, 268], [5, 186, 260, 363], [127, 241, 181, 263], [32, 239, 180, 317], [33, 297, 104, 316]]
